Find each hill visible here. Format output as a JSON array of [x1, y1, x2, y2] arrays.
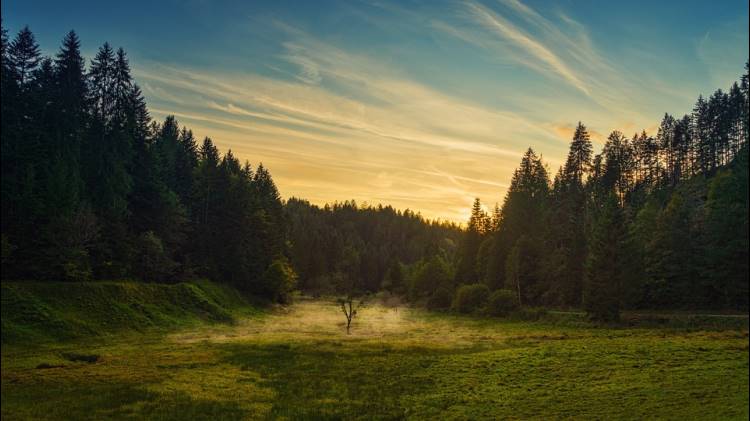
[[1, 280, 256, 345]]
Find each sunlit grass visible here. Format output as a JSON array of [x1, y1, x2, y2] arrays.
[[2, 298, 748, 420]]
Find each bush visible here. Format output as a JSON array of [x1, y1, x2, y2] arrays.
[[409, 256, 453, 300], [427, 287, 453, 310], [485, 289, 519, 317], [452, 283, 490, 314], [261, 257, 298, 303]]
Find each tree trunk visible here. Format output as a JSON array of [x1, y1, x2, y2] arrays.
[[516, 276, 522, 307]]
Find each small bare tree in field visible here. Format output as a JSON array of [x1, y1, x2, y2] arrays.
[[338, 295, 364, 334], [334, 246, 366, 334]]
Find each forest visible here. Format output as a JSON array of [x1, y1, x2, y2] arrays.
[[1, 26, 748, 322]]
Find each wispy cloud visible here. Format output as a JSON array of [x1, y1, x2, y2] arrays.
[[281, 43, 322, 84], [432, 0, 672, 128], [134, 25, 558, 222], [462, 0, 591, 96], [127, 0, 744, 222]]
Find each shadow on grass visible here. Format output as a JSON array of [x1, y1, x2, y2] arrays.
[[217, 341, 453, 420], [1, 381, 249, 421]]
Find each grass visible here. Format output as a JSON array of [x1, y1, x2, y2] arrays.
[[1, 279, 256, 344], [1, 291, 748, 420]]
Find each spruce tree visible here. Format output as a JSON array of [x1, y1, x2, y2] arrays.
[[8, 26, 41, 86], [585, 194, 627, 322], [563, 122, 593, 183], [89, 42, 116, 124], [456, 198, 484, 283], [545, 123, 593, 306]]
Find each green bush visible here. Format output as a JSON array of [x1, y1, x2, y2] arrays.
[[452, 283, 490, 314], [409, 255, 453, 300], [261, 257, 298, 303], [485, 289, 519, 317], [427, 287, 453, 310]]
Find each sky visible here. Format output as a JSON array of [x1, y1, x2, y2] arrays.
[[3, 0, 748, 223]]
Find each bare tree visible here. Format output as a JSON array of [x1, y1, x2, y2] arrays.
[[338, 295, 364, 334]]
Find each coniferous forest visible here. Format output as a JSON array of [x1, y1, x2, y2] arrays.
[[1, 26, 748, 321], [1, 5, 749, 417]]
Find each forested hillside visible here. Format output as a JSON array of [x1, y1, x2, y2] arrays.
[[286, 64, 749, 319], [286, 199, 461, 294], [452, 64, 749, 317], [0, 27, 292, 298], [1, 25, 747, 319], [0, 26, 456, 304]]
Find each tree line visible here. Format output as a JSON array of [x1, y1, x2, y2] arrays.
[[285, 198, 462, 297], [1, 26, 293, 301], [453, 63, 749, 319], [285, 64, 749, 320], [1, 26, 747, 317]]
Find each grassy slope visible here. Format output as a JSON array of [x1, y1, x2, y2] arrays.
[[1, 297, 748, 420], [1, 280, 256, 345]]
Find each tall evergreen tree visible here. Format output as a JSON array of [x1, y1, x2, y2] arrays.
[[563, 122, 593, 184], [8, 26, 41, 86], [544, 123, 593, 306], [585, 194, 628, 321], [602, 131, 635, 202], [692, 95, 712, 174], [491, 148, 550, 304], [456, 198, 485, 283]]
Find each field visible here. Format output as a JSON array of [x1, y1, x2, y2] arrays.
[[1, 285, 748, 420]]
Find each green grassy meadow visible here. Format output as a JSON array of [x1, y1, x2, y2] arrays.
[[1, 283, 748, 420]]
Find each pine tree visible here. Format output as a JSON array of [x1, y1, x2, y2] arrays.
[[492, 148, 550, 304], [175, 127, 198, 203], [456, 198, 484, 283], [585, 194, 628, 322], [657, 114, 676, 184], [54, 31, 87, 135], [545, 123, 593, 306], [672, 117, 691, 181], [113, 47, 133, 128], [708, 89, 730, 168], [85, 42, 135, 277], [563, 122, 593, 184], [8, 26, 41, 86], [128, 84, 151, 143], [490, 203, 501, 232], [89, 42, 116, 124], [692, 95, 711, 174], [727, 83, 744, 158], [602, 131, 635, 202]]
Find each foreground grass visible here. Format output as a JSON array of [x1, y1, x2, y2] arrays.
[[2, 298, 748, 420]]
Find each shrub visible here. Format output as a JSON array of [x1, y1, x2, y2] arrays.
[[485, 289, 519, 317], [409, 256, 453, 300], [261, 257, 298, 303], [452, 283, 490, 314], [427, 287, 453, 310]]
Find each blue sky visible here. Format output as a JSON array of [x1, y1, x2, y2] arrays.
[[3, 0, 748, 222]]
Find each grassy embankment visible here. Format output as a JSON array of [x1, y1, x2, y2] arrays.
[[1, 282, 748, 420]]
